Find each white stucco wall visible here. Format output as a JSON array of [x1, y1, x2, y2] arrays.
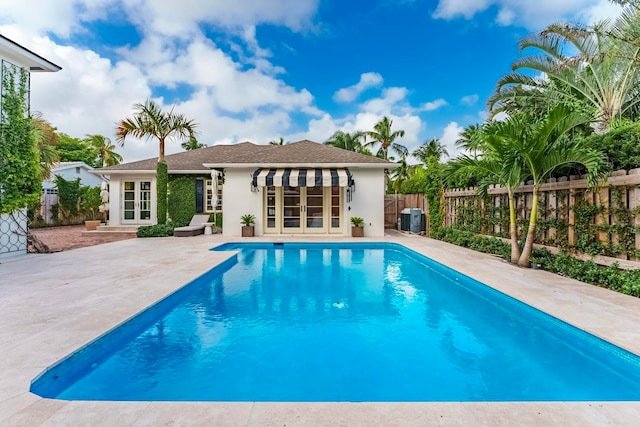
[[345, 168, 386, 237], [221, 167, 387, 237], [222, 168, 263, 236], [107, 174, 156, 226]]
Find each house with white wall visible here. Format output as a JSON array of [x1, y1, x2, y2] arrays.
[[0, 35, 60, 257], [96, 140, 394, 237], [40, 162, 105, 224]]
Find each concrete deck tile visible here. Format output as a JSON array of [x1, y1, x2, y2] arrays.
[[132, 402, 254, 426], [1, 232, 639, 425]]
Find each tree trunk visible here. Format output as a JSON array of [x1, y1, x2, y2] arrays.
[[159, 137, 165, 163], [508, 192, 521, 264], [518, 188, 539, 268]]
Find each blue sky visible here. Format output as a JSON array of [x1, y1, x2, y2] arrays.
[[0, 0, 620, 162]]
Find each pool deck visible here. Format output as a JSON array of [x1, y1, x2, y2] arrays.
[[1, 231, 640, 426]]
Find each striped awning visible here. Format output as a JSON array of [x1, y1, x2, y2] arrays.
[[252, 168, 353, 188]]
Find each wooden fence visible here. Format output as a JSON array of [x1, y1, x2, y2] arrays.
[[384, 194, 427, 229], [444, 168, 640, 262]]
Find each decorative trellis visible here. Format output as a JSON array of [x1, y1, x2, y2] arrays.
[[444, 169, 640, 261]]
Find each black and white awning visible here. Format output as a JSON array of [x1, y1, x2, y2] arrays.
[[252, 168, 353, 188]]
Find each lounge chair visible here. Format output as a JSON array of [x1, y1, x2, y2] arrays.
[[173, 214, 212, 237]]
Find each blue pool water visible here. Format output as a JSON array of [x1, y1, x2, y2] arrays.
[[31, 243, 640, 401]]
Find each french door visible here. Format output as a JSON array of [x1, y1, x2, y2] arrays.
[[265, 186, 342, 234], [122, 180, 153, 224]]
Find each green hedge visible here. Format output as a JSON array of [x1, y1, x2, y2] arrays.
[[137, 222, 175, 237], [157, 162, 168, 225], [438, 227, 640, 298], [168, 176, 197, 226]]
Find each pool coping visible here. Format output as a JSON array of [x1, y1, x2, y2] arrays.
[[1, 231, 640, 425]]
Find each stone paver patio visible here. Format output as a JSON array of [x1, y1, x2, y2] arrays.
[[1, 232, 639, 426]]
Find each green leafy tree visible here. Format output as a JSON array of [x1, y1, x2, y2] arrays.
[[324, 130, 369, 154], [85, 134, 123, 167], [365, 116, 407, 160], [455, 124, 484, 159], [181, 135, 207, 151], [56, 134, 99, 166], [268, 137, 285, 145], [446, 122, 529, 264], [116, 99, 198, 224], [413, 138, 448, 164], [31, 112, 59, 180], [489, 1, 640, 132], [0, 63, 40, 213], [512, 106, 602, 267]]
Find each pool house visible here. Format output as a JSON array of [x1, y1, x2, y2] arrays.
[[97, 140, 394, 237]]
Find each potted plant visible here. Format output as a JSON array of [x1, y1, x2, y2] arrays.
[[351, 216, 364, 237], [241, 214, 256, 237], [81, 185, 103, 231]]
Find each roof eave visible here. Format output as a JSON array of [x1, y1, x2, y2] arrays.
[[202, 162, 396, 169], [0, 35, 62, 72]]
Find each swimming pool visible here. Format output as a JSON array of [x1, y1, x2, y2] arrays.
[[31, 242, 640, 401]]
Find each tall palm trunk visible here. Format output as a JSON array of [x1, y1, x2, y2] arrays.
[[159, 137, 166, 163], [518, 187, 539, 267], [508, 192, 521, 264]]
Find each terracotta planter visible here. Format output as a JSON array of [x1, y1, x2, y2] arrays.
[[241, 225, 255, 237], [85, 220, 101, 231], [351, 226, 364, 237]]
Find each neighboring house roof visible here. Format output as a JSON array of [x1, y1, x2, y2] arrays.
[[51, 162, 95, 172], [0, 34, 62, 72], [96, 140, 395, 174]]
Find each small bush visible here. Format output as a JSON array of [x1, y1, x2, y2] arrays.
[[137, 222, 176, 238]]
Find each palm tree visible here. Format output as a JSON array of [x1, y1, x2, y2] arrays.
[[116, 99, 198, 163], [413, 138, 448, 164], [365, 116, 407, 160], [390, 154, 413, 193], [512, 106, 602, 267], [446, 125, 528, 264], [116, 99, 198, 224], [181, 136, 206, 151], [324, 130, 368, 153], [85, 134, 123, 167], [455, 124, 484, 159], [268, 137, 285, 145], [30, 112, 59, 180], [488, 2, 640, 133]]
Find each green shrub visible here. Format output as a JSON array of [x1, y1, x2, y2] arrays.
[[168, 176, 197, 226], [157, 162, 168, 225], [137, 222, 175, 237]]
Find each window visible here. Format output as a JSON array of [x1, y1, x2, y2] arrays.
[[75, 167, 80, 174]]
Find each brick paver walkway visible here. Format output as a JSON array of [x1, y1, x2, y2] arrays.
[[30, 225, 136, 252]]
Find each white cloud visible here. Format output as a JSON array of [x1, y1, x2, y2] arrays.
[[333, 72, 384, 103], [0, 0, 116, 37], [432, 0, 622, 30], [460, 94, 479, 106], [439, 121, 464, 158], [121, 0, 320, 37], [433, 0, 491, 20], [419, 98, 447, 112]]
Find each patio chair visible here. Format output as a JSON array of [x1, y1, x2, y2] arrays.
[[173, 214, 212, 237]]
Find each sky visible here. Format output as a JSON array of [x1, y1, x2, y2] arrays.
[[0, 0, 622, 163]]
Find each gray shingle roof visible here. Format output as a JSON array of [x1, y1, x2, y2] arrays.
[[97, 140, 393, 172]]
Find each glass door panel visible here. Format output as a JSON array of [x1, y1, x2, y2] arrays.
[[265, 186, 277, 232], [330, 187, 341, 232], [122, 180, 153, 223], [139, 181, 151, 221], [123, 182, 135, 221], [282, 186, 302, 231], [305, 186, 325, 230]]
